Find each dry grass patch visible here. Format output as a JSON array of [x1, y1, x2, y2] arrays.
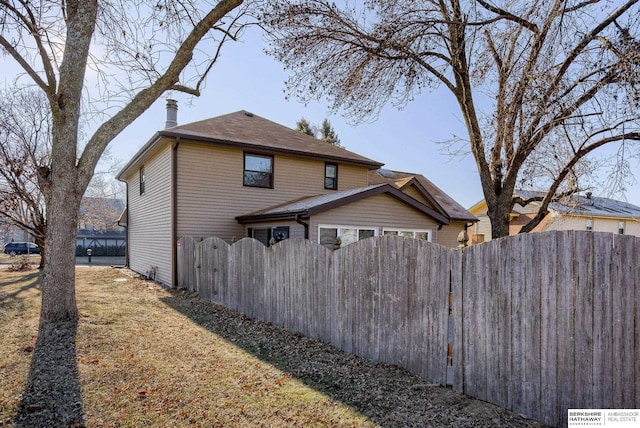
[[1, 268, 374, 427], [1, 266, 546, 427]]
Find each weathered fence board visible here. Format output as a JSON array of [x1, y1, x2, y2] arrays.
[[539, 232, 559, 427], [613, 235, 636, 409], [574, 231, 594, 411], [177, 231, 639, 428], [497, 236, 514, 411]]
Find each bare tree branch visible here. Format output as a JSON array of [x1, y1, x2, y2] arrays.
[[260, 0, 640, 238], [476, 0, 539, 33]]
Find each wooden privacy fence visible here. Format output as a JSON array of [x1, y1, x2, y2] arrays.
[[177, 231, 639, 427], [178, 235, 452, 384]]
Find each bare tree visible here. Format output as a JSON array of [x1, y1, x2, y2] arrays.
[[1, 0, 246, 324], [0, 87, 126, 268], [78, 197, 124, 232], [260, 0, 640, 238], [0, 88, 49, 266]]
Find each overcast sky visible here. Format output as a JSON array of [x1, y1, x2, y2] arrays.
[[3, 23, 639, 209]]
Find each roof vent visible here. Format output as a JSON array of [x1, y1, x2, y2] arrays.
[[165, 99, 178, 128], [378, 168, 395, 178], [244, 111, 254, 117]]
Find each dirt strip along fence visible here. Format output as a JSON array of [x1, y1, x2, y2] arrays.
[[177, 231, 639, 427]]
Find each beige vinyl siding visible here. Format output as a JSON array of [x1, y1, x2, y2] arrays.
[[402, 185, 428, 204], [435, 221, 468, 247], [401, 185, 440, 212], [175, 143, 371, 241], [309, 193, 441, 243], [125, 144, 173, 286], [469, 204, 492, 242], [336, 164, 369, 189]]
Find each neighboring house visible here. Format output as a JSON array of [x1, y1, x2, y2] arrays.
[[117, 103, 477, 287], [76, 197, 126, 256], [468, 190, 640, 242]]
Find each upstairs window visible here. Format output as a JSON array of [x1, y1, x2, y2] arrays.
[[244, 153, 273, 188], [586, 219, 593, 231], [325, 162, 338, 190], [619, 221, 626, 235], [139, 166, 146, 195]]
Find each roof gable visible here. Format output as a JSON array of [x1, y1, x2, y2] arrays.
[[235, 184, 450, 225], [368, 169, 477, 222]]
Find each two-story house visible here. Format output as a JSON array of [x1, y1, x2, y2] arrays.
[[117, 102, 476, 287]]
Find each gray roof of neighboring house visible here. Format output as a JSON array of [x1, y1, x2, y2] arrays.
[[516, 190, 640, 219], [236, 184, 450, 225], [117, 110, 383, 179], [368, 169, 477, 222]]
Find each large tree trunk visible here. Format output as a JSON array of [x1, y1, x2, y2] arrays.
[[484, 185, 514, 240], [40, 181, 82, 324], [487, 201, 511, 239]]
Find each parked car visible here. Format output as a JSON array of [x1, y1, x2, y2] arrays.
[[3, 242, 40, 256]]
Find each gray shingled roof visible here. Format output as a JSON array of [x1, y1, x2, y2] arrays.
[[160, 110, 383, 168], [516, 190, 640, 219]]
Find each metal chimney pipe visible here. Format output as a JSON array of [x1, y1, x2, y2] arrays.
[[165, 99, 178, 128]]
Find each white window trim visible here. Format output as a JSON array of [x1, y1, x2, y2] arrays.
[[382, 228, 433, 242], [317, 224, 379, 245]]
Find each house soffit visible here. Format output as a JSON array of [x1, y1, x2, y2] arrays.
[[116, 134, 172, 180]]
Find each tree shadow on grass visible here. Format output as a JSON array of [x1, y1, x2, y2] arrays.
[[14, 320, 84, 428], [160, 290, 546, 428], [0, 270, 40, 290]]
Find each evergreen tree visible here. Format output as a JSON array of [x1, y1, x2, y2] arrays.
[[319, 118, 341, 147], [295, 117, 315, 136], [296, 117, 341, 147]]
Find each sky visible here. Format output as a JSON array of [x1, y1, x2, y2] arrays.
[[3, 18, 639, 210]]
